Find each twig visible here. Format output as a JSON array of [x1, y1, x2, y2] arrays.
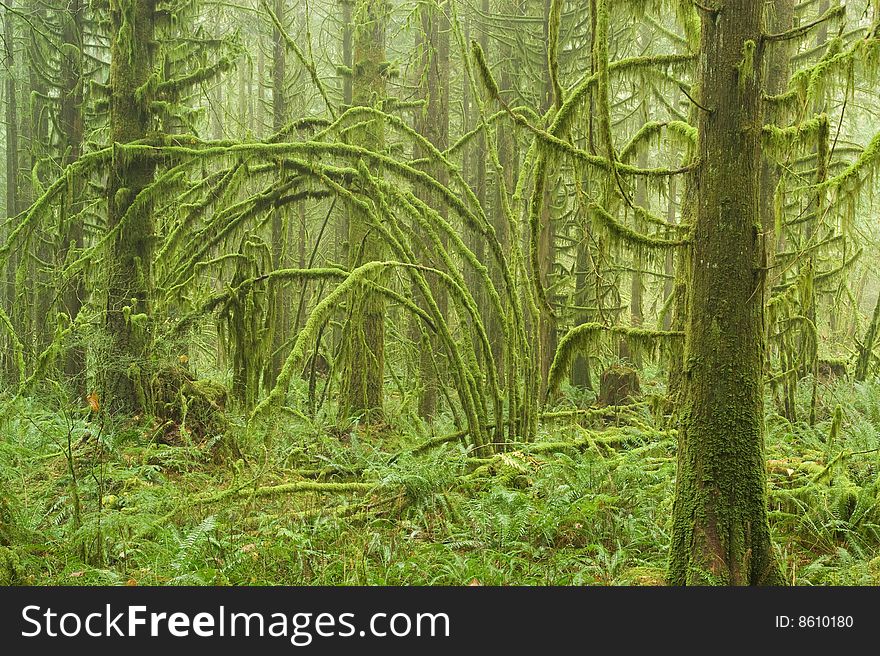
[[678, 83, 713, 114]]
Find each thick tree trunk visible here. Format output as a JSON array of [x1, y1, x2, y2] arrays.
[[669, 0, 784, 586], [340, 0, 387, 422], [105, 0, 156, 413]]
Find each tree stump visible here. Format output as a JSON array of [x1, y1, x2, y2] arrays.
[[150, 366, 229, 444], [818, 359, 847, 382], [598, 365, 641, 406]]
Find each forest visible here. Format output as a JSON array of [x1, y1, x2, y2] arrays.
[[0, 0, 878, 587]]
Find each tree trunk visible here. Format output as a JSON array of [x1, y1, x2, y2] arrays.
[[761, 0, 794, 417], [340, 0, 387, 422], [669, 0, 784, 586], [855, 289, 880, 382], [267, 0, 288, 389], [537, 0, 558, 398], [59, 0, 86, 389], [3, 3, 21, 384], [414, 0, 450, 419], [104, 0, 156, 413]]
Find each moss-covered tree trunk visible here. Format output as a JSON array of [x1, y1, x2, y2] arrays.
[[760, 0, 794, 416], [414, 0, 449, 419], [629, 106, 648, 369], [267, 0, 288, 389], [59, 0, 86, 388], [339, 0, 387, 422], [669, 0, 784, 586], [855, 289, 880, 382], [461, 13, 490, 362], [27, 0, 52, 355], [475, 0, 494, 365], [104, 0, 156, 413], [3, 3, 21, 384], [537, 0, 558, 399], [662, 174, 678, 331], [570, 0, 600, 393]]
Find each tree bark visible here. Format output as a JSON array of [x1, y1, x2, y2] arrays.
[[340, 0, 387, 422], [59, 0, 86, 389], [104, 0, 156, 413], [267, 0, 289, 389], [855, 289, 880, 382], [3, 3, 21, 384], [669, 0, 784, 586], [414, 0, 450, 419]]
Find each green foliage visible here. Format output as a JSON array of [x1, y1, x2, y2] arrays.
[[2, 0, 880, 590], [4, 371, 880, 585]]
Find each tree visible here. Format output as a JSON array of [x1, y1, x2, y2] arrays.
[[104, 0, 157, 413], [413, 0, 450, 418], [339, 0, 388, 422], [58, 0, 87, 387], [669, 0, 784, 586], [2, 3, 21, 384]]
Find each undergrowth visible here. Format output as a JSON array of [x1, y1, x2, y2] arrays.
[[2, 371, 880, 586]]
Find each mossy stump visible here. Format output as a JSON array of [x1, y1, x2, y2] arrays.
[[598, 365, 641, 406], [150, 367, 232, 451], [818, 359, 847, 382]]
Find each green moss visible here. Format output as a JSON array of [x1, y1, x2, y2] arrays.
[[0, 547, 21, 585], [546, 322, 683, 397]]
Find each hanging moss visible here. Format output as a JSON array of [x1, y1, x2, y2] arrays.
[[820, 129, 880, 194], [590, 203, 690, 250], [546, 322, 683, 396], [762, 113, 827, 153], [764, 3, 847, 42], [620, 120, 696, 162]]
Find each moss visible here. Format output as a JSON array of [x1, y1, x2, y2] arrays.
[[620, 120, 696, 162], [547, 0, 563, 110], [736, 40, 756, 88], [590, 203, 690, 250], [0, 547, 21, 585], [471, 40, 499, 101], [546, 322, 683, 396], [762, 113, 827, 152]]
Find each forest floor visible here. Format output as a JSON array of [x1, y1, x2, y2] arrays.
[[3, 368, 880, 586]]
